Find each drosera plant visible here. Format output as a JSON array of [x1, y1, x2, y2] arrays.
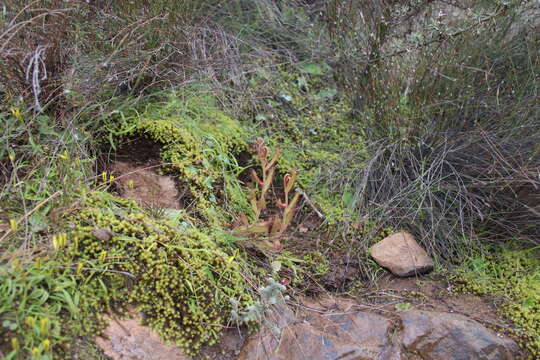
[[232, 63, 370, 233], [234, 139, 301, 243], [248, 139, 281, 222]]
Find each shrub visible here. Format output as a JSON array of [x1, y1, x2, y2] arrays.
[[321, 2, 540, 262]]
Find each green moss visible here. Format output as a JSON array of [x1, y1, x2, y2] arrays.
[[63, 191, 253, 355], [302, 251, 330, 276], [455, 246, 540, 357], [121, 90, 252, 226]]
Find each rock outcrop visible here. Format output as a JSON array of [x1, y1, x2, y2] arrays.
[[94, 300, 519, 360], [238, 307, 400, 360], [239, 306, 519, 360], [400, 310, 519, 360]]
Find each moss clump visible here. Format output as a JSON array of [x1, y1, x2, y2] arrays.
[[455, 246, 540, 357], [303, 251, 330, 276], [64, 191, 253, 355], [120, 90, 251, 226]]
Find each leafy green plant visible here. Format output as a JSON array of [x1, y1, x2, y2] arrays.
[[230, 277, 288, 328], [0, 256, 93, 360], [395, 302, 413, 312]]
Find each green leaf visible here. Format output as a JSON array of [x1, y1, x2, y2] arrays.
[[279, 93, 292, 102], [2, 319, 17, 330], [395, 302, 412, 311], [522, 297, 535, 308], [37, 115, 60, 137], [315, 88, 337, 100], [29, 212, 48, 233], [300, 62, 325, 75], [245, 225, 269, 233], [342, 191, 353, 206], [297, 76, 308, 89], [204, 267, 215, 282], [60, 289, 79, 315], [28, 136, 43, 154]]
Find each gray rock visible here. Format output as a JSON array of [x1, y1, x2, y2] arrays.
[[399, 310, 519, 360], [370, 232, 433, 277], [239, 308, 401, 360]]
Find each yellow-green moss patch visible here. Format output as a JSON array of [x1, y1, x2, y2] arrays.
[[120, 91, 252, 226], [455, 246, 540, 357], [64, 191, 253, 355]]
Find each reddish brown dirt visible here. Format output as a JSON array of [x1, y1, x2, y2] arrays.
[[110, 161, 182, 209]]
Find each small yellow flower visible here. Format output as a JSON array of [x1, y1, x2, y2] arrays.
[[127, 180, 135, 189], [109, 174, 115, 182], [42, 339, 51, 351], [59, 233, 67, 248], [52, 233, 67, 250], [11, 258, 20, 270], [10, 108, 21, 119], [9, 218, 17, 232], [52, 235, 58, 250], [25, 316, 36, 328], [76, 262, 84, 275], [59, 150, 69, 160], [101, 171, 108, 182], [11, 337, 19, 351], [99, 250, 107, 262], [8, 150, 15, 162], [40, 317, 49, 334], [32, 347, 40, 357], [227, 249, 238, 264]]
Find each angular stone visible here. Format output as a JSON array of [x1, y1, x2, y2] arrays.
[[370, 232, 433, 277], [399, 310, 519, 360], [238, 308, 401, 360]]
